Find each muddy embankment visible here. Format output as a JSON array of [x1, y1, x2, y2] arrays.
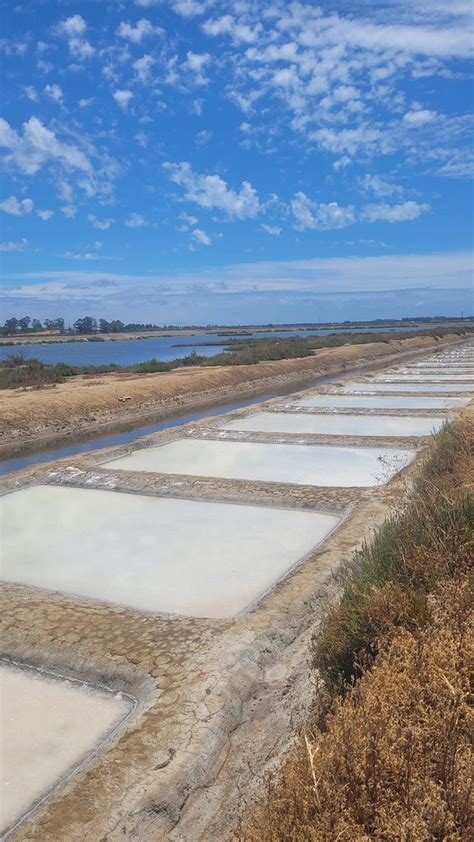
[[0, 333, 466, 458]]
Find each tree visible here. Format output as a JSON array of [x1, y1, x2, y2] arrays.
[[18, 316, 31, 331], [99, 319, 111, 333], [31, 319, 43, 330], [109, 320, 124, 333], [4, 317, 18, 334], [73, 316, 97, 334], [44, 317, 65, 332]]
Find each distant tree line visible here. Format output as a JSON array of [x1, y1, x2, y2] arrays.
[[0, 315, 171, 336]]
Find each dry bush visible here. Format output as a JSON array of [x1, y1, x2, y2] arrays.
[[240, 416, 473, 841], [312, 419, 474, 691], [240, 578, 473, 841]]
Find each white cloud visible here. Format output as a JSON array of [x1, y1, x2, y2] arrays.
[[44, 83, 63, 102], [0, 195, 34, 216], [116, 19, 161, 43], [261, 224, 281, 236], [203, 15, 260, 45], [291, 192, 355, 230], [135, 0, 162, 5], [0, 117, 92, 177], [0, 238, 27, 252], [164, 161, 261, 219], [125, 212, 147, 227], [173, 0, 207, 17], [24, 85, 38, 102], [79, 97, 94, 108], [191, 227, 211, 246], [61, 205, 77, 218], [113, 89, 134, 110], [56, 14, 95, 59], [37, 209, 53, 220], [362, 201, 430, 222], [133, 54, 155, 83], [184, 51, 210, 85], [57, 15, 86, 38], [358, 174, 404, 197], [88, 214, 114, 230], [403, 109, 438, 126]]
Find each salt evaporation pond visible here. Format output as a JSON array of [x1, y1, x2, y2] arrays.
[[342, 382, 473, 393], [293, 395, 468, 410], [103, 439, 416, 487], [219, 412, 445, 438], [0, 663, 127, 834], [375, 374, 474, 382], [0, 485, 339, 618]]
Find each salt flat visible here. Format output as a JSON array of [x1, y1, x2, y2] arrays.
[[293, 394, 467, 409], [0, 485, 339, 619], [342, 382, 473, 394], [103, 438, 415, 487], [219, 411, 445, 437], [0, 663, 127, 834]]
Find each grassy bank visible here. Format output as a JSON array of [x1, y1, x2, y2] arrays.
[[1, 326, 472, 389], [240, 416, 473, 840]]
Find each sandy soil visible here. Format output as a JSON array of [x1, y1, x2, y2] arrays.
[[0, 334, 465, 455]]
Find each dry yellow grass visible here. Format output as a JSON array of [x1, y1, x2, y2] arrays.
[[241, 583, 473, 841], [239, 414, 474, 841]]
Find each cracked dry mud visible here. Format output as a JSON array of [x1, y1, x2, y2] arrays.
[[1, 337, 472, 841]]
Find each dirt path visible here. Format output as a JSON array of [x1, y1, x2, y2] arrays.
[[0, 334, 464, 456]]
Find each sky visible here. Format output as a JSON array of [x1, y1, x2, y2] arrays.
[[0, 0, 473, 326]]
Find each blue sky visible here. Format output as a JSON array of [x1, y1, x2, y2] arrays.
[[0, 0, 473, 325]]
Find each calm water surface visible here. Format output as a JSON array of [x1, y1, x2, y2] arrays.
[[0, 325, 434, 367]]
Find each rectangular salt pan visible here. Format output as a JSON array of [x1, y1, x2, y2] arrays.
[[375, 374, 474, 382], [220, 411, 445, 438], [293, 395, 467, 410], [0, 486, 340, 619], [341, 382, 473, 394], [103, 439, 416, 487], [0, 664, 127, 834]]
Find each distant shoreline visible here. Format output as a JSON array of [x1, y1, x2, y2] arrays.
[[0, 319, 471, 347]]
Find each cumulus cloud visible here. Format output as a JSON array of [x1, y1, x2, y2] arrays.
[[44, 83, 63, 102], [358, 174, 404, 197], [164, 161, 261, 219], [61, 205, 77, 218], [203, 15, 260, 44], [37, 209, 53, 220], [116, 19, 161, 43], [24, 85, 38, 102], [113, 89, 134, 110], [291, 192, 355, 230], [403, 109, 438, 126], [133, 54, 155, 83], [172, 0, 208, 17], [88, 214, 114, 230], [184, 51, 210, 85], [0, 116, 92, 176], [0, 195, 33, 215], [0, 238, 27, 252], [56, 14, 95, 59], [362, 201, 430, 222], [191, 227, 211, 246], [261, 224, 281, 236], [125, 212, 147, 227]]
